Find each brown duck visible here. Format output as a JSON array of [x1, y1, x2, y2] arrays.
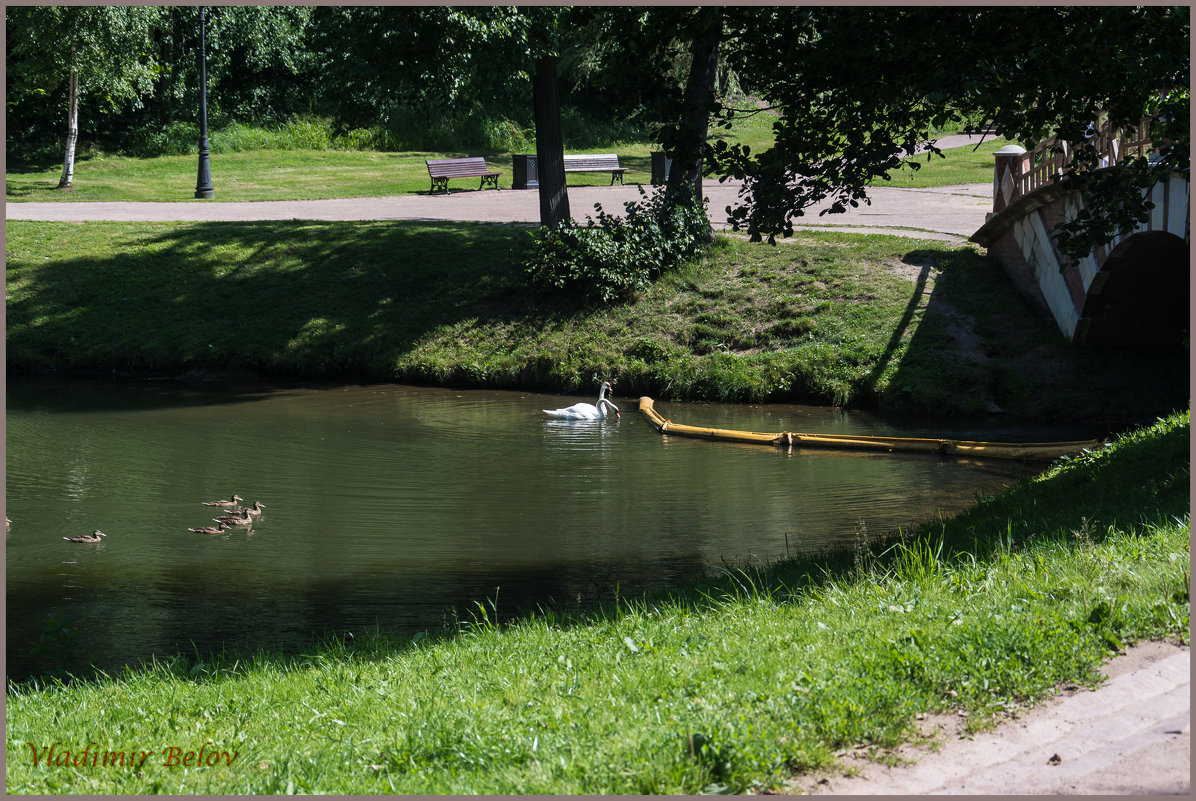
[[64, 530, 107, 543], [213, 509, 254, 527], [227, 501, 266, 518], [188, 523, 231, 535], [202, 494, 243, 508]]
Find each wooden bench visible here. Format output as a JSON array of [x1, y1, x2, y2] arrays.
[[563, 153, 627, 185], [425, 157, 502, 194]]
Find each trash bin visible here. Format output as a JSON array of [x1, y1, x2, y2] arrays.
[[650, 152, 672, 186], [513, 154, 539, 190]]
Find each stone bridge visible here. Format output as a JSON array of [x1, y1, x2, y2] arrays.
[[971, 122, 1189, 346]]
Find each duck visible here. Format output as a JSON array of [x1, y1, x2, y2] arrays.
[[202, 494, 243, 508], [213, 509, 254, 527], [543, 381, 621, 420], [228, 501, 266, 518], [64, 529, 106, 543], [189, 523, 231, 535]]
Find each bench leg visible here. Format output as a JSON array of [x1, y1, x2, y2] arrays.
[[480, 175, 501, 191], [431, 177, 450, 195]]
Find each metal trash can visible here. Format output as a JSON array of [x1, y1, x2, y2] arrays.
[[513, 154, 539, 190], [650, 152, 672, 186]]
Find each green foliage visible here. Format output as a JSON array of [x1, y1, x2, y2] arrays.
[[524, 186, 712, 306], [713, 7, 1189, 246]]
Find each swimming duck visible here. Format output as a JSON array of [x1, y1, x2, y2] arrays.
[[543, 381, 621, 420], [213, 509, 254, 527], [189, 523, 231, 535], [228, 501, 266, 518], [202, 494, 244, 508], [64, 530, 107, 543]]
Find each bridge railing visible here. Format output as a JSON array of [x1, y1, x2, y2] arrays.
[[992, 118, 1154, 212]]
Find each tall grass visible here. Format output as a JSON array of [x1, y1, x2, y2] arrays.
[[126, 111, 646, 158], [132, 117, 399, 157]]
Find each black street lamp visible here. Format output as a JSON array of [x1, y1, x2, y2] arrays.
[[194, 7, 214, 199]]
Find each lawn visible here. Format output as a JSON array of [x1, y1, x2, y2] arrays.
[[6, 218, 1186, 421], [5, 124, 1010, 203]]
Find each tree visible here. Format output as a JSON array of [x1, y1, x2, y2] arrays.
[[710, 7, 1189, 256], [145, 6, 314, 129], [533, 52, 570, 227], [663, 7, 722, 212], [6, 6, 161, 185], [310, 7, 534, 143]]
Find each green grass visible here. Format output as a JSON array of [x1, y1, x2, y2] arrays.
[[889, 136, 1012, 187], [4, 149, 664, 203], [5, 410, 1188, 794], [5, 121, 1002, 203], [6, 220, 1186, 421]]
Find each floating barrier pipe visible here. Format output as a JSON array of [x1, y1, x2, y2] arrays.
[[637, 397, 1101, 462]]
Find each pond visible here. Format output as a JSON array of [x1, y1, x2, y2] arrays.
[[6, 378, 1090, 680]]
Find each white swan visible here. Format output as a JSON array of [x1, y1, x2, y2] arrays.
[[543, 381, 621, 420]]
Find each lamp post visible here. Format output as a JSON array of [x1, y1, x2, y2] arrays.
[[194, 6, 214, 199]]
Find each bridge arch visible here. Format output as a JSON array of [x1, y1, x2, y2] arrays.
[[971, 128, 1189, 348], [1079, 230, 1189, 347]]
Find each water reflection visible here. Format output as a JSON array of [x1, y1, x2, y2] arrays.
[[6, 378, 1078, 680]]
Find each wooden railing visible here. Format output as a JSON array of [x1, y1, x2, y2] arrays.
[[1016, 118, 1154, 197]]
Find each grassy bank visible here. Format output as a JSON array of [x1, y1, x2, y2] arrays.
[[5, 136, 1008, 203], [5, 219, 1186, 422], [5, 410, 1188, 795]]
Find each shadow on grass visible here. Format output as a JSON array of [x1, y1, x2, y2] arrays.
[[6, 221, 571, 401], [862, 245, 1188, 427]]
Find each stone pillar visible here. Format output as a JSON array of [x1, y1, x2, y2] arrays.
[[992, 145, 1028, 214]]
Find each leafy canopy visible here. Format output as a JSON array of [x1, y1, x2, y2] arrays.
[[711, 6, 1189, 257]]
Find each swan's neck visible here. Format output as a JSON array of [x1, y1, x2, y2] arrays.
[[597, 384, 608, 403]]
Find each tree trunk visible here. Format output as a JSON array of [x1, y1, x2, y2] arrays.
[[666, 9, 721, 210], [533, 54, 570, 228], [58, 65, 79, 188]]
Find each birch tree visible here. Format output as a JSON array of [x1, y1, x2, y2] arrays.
[[6, 6, 160, 186]]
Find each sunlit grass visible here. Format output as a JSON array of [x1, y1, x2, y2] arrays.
[[6, 219, 1187, 419], [5, 120, 1000, 203]]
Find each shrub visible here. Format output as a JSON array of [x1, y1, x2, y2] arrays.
[[524, 185, 711, 306]]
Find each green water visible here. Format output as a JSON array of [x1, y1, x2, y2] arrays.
[[7, 378, 1075, 680]]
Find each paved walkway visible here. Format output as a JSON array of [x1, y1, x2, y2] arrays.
[[5, 182, 992, 243], [791, 641, 1190, 795], [6, 134, 997, 242]]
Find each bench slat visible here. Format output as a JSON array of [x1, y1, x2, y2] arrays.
[[561, 154, 625, 184], [426, 157, 502, 194]]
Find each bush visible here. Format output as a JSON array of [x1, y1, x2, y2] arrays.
[[132, 120, 201, 157], [524, 185, 711, 306]]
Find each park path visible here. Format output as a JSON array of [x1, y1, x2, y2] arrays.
[[5, 182, 992, 243], [6, 134, 999, 241], [789, 641, 1189, 795]]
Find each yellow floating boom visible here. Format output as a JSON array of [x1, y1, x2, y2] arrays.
[[637, 397, 1102, 462]]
